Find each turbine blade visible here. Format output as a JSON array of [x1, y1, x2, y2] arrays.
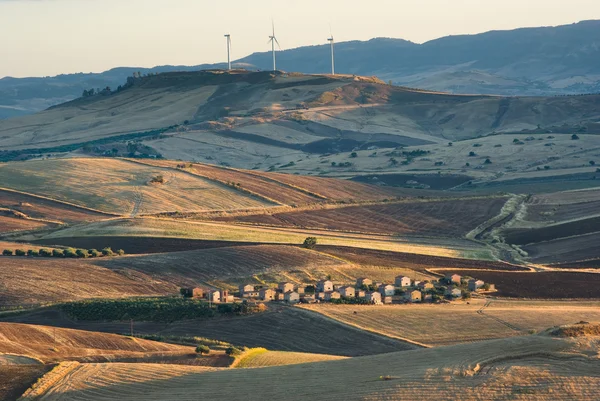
[[275, 37, 281, 49]]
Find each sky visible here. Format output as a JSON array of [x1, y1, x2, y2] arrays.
[[0, 0, 599, 78]]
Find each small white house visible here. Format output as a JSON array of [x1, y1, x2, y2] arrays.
[[338, 286, 356, 298], [278, 282, 295, 293], [468, 279, 485, 292], [395, 276, 411, 288], [356, 278, 373, 288], [324, 291, 341, 301], [446, 286, 462, 298], [366, 292, 382, 304], [316, 280, 334, 292], [284, 291, 300, 303], [379, 284, 395, 297]]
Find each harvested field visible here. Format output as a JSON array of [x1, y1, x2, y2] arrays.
[[0, 158, 272, 215], [225, 197, 508, 237], [0, 365, 51, 401], [524, 199, 600, 223], [0, 323, 196, 363], [2, 305, 415, 357], [0, 215, 48, 233], [35, 335, 600, 401], [522, 231, 600, 264], [316, 245, 526, 271], [98, 245, 351, 288], [32, 218, 463, 258], [551, 259, 600, 269], [235, 348, 346, 368], [0, 188, 110, 224], [301, 300, 600, 346], [504, 216, 600, 245], [0, 258, 175, 306], [352, 173, 472, 190], [439, 270, 600, 298]]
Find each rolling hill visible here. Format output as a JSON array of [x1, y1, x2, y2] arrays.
[[1, 20, 599, 120]]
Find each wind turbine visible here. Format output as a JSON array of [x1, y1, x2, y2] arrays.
[[224, 34, 232, 70], [268, 21, 280, 71], [328, 32, 335, 75]]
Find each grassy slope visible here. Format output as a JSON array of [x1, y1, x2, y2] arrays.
[[300, 300, 600, 347], [35, 334, 600, 401]]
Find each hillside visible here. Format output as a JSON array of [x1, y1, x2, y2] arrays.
[[1, 20, 599, 120], [27, 333, 600, 400]]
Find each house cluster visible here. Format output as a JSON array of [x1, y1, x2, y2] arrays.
[[183, 273, 494, 306]]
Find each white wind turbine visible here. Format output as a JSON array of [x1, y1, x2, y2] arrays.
[[268, 21, 281, 71], [224, 34, 232, 70], [328, 31, 335, 75]]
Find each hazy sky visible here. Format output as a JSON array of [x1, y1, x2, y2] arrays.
[[1, 0, 598, 78]]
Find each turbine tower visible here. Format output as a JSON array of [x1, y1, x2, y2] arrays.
[[224, 34, 232, 70], [328, 34, 335, 75], [268, 21, 280, 71]]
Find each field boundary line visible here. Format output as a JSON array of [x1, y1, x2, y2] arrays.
[[18, 361, 80, 401], [230, 347, 268, 368], [296, 305, 430, 349], [0, 187, 118, 217]]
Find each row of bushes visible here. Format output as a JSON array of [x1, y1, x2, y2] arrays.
[[2, 247, 124, 258], [60, 298, 263, 323]]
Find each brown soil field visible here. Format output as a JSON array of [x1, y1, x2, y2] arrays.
[[0, 215, 48, 233], [225, 197, 508, 237], [0, 323, 197, 363], [0, 258, 175, 306], [0, 188, 110, 224], [316, 245, 527, 271], [2, 305, 415, 357], [524, 199, 600, 223], [0, 365, 51, 401], [301, 300, 600, 346], [34, 335, 600, 401], [439, 270, 600, 298], [98, 245, 350, 288], [31, 236, 258, 255], [504, 216, 600, 245], [551, 259, 600, 269], [523, 231, 600, 264]]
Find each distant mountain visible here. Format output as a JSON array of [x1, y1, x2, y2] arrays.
[[1, 20, 599, 119]]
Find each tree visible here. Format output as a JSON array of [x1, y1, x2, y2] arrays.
[[590, 161, 596, 166], [88, 249, 100, 258], [195, 345, 210, 355], [39, 248, 52, 257], [2, 249, 13, 256], [572, 134, 580, 140], [27, 249, 39, 257], [350, 152, 358, 158], [469, 151, 476, 157], [484, 158, 492, 164], [225, 346, 242, 356], [117, 249, 125, 256], [52, 249, 64, 257], [63, 248, 78, 258], [76, 249, 90, 258], [102, 247, 115, 257], [15, 249, 26, 256], [303, 237, 317, 249]]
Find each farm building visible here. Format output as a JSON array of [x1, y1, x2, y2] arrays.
[[242, 291, 260, 299], [275, 292, 285, 301], [181, 287, 206, 298], [239, 284, 255, 295], [366, 292, 382, 305], [259, 288, 276, 301], [220, 290, 234, 303], [324, 291, 341, 301], [418, 282, 435, 291], [338, 286, 356, 298], [316, 280, 334, 292], [301, 294, 316, 303], [446, 274, 462, 285], [284, 291, 300, 304], [278, 282, 295, 293], [446, 286, 462, 298], [356, 278, 373, 288], [315, 292, 326, 300], [423, 293, 433, 302], [468, 279, 485, 292], [383, 296, 393, 304], [357, 290, 366, 298], [405, 290, 422, 303], [413, 280, 422, 287], [379, 284, 395, 297], [207, 290, 221, 303], [394, 276, 411, 288], [297, 286, 305, 295]]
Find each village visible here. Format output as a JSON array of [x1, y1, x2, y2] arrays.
[[182, 273, 496, 306]]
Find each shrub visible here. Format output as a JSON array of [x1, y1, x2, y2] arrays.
[[350, 152, 358, 158], [469, 152, 476, 157], [117, 249, 126, 256], [590, 161, 596, 166], [76, 249, 90, 258], [465, 162, 470, 167], [484, 158, 492, 164], [195, 345, 210, 355], [52, 249, 64, 257], [226, 346, 243, 356], [27, 249, 39, 257], [150, 175, 165, 184], [3, 249, 13, 256], [303, 237, 318, 249], [571, 134, 580, 140], [102, 247, 115, 257], [63, 248, 78, 258], [39, 248, 52, 257], [15, 249, 26, 256], [88, 249, 100, 258]]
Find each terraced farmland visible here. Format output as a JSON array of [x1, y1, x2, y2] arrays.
[[33, 335, 600, 401], [0, 257, 175, 306], [226, 197, 508, 237], [300, 300, 600, 347], [0, 158, 273, 215]]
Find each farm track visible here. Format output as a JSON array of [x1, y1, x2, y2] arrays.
[[477, 301, 523, 332]]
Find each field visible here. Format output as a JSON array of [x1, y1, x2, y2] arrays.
[[234, 348, 346, 368], [0, 323, 198, 363], [2, 305, 415, 357], [438, 270, 600, 298], [226, 197, 508, 237], [0, 158, 273, 215], [0, 365, 51, 401], [300, 300, 600, 347], [0, 215, 48, 233], [29, 334, 600, 401], [0, 257, 176, 306]]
